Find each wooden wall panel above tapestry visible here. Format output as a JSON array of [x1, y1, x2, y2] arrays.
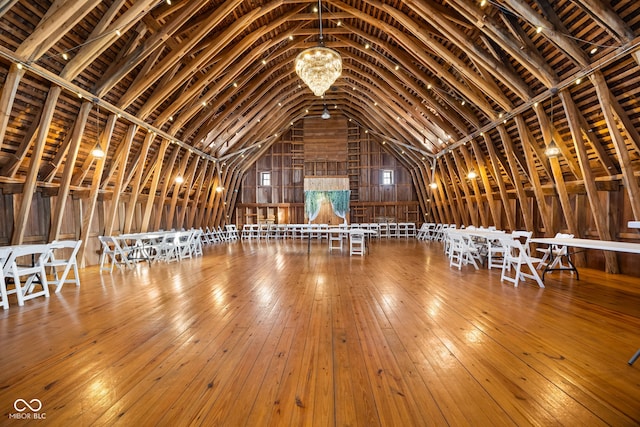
[[303, 117, 348, 162]]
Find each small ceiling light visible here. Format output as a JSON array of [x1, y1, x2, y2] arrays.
[[536, 26, 543, 34], [216, 186, 224, 193], [62, 53, 68, 60], [321, 105, 331, 119], [289, 35, 293, 41], [480, 0, 487, 6], [166, 0, 171, 4], [313, 6, 318, 12], [233, 82, 238, 87], [92, 105, 105, 158], [262, 59, 267, 65], [169, 116, 174, 121], [175, 176, 184, 184], [395, 65, 400, 70], [575, 78, 581, 85], [337, 20, 342, 26], [467, 170, 478, 179], [590, 47, 598, 55], [115, 30, 121, 37], [364, 43, 370, 49], [429, 182, 437, 189]]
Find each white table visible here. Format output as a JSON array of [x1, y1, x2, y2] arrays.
[[531, 237, 640, 281]]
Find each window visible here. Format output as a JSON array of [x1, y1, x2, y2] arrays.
[[260, 171, 271, 186], [382, 169, 394, 185]]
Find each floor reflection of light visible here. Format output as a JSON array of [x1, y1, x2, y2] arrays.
[[465, 328, 483, 344], [428, 299, 441, 317], [88, 376, 110, 401]]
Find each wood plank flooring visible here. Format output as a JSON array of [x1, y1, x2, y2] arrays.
[[1, 238, 640, 425]]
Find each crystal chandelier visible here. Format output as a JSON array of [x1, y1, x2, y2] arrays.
[[295, 0, 341, 96]]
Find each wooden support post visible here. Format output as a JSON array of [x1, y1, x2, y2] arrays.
[[498, 124, 533, 231], [0, 63, 25, 152], [591, 71, 640, 219], [482, 134, 515, 230], [186, 160, 209, 228], [469, 140, 500, 228], [167, 152, 191, 230], [11, 86, 61, 244], [123, 131, 154, 233], [104, 123, 137, 236], [560, 89, 619, 273], [152, 145, 180, 231], [49, 101, 92, 241], [140, 138, 169, 233], [177, 156, 200, 229], [515, 115, 554, 235], [77, 113, 116, 266]]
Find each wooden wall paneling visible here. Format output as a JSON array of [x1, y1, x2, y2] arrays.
[[152, 144, 180, 231], [560, 89, 619, 273], [77, 113, 116, 266], [590, 71, 640, 219], [49, 101, 91, 241], [442, 154, 468, 225], [166, 152, 191, 231], [0, 63, 25, 152], [11, 85, 60, 244], [141, 138, 169, 232], [451, 150, 479, 226], [186, 159, 210, 228], [104, 123, 137, 236], [177, 156, 200, 229], [469, 140, 499, 228], [497, 124, 533, 231], [515, 115, 554, 234], [481, 134, 515, 230], [123, 131, 154, 233]]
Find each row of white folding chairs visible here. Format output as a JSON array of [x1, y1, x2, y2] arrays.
[[99, 229, 204, 272], [420, 223, 457, 241], [443, 229, 546, 288], [201, 225, 239, 244], [0, 240, 81, 309]]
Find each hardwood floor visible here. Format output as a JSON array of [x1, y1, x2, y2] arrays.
[[1, 238, 640, 426]]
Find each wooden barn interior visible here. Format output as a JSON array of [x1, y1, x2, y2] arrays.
[[1, 0, 640, 424]]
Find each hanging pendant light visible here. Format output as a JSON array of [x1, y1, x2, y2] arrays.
[[295, 0, 342, 96], [321, 104, 331, 119], [545, 90, 561, 158], [91, 105, 105, 158]]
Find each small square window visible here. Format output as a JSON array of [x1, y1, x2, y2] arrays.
[[382, 169, 394, 185], [260, 171, 271, 186]]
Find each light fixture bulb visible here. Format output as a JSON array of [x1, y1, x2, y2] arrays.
[[545, 140, 561, 157], [321, 106, 330, 119]]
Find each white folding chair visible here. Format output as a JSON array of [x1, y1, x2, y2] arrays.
[[4, 244, 51, 306], [536, 233, 574, 271], [98, 236, 132, 273], [329, 229, 343, 252], [499, 236, 544, 288], [0, 247, 13, 309], [448, 233, 480, 270], [44, 240, 81, 293], [349, 230, 366, 256]]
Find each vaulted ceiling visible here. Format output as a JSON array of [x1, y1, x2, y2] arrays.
[[0, 0, 639, 210]]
